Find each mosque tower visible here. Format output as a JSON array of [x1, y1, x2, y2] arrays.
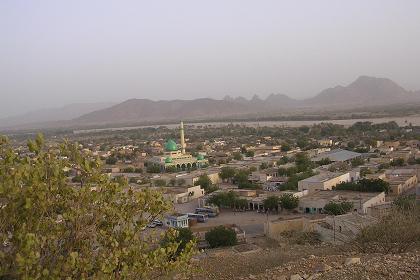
[[180, 121, 186, 154]]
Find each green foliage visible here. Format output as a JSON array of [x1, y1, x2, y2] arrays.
[[162, 228, 196, 258], [194, 174, 217, 193], [219, 166, 236, 181], [259, 162, 269, 170], [351, 157, 364, 167], [147, 164, 161, 173], [169, 178, 177, 187], [166, 166, 177, 173], [0, 134, 195, 279], [205, 226, 237, 248], [390, 158, 405, 166], [233, 169, 249, 185], [123, 166, 135, 173], [393, 194, 416, 211], [207, 191, 244, 209], [263, 196, 280, 211], [281, 170, 315, 190], [105, 156, 117, 165], [279, 193, 299, 210], [334, 179, 390, 193], [154, 179, 167, 187], [245, 150, 255, 157], [281, 143, 291, 152], [323, 201, 354, 215], [277, 156, 289, 165], [232, 152, 243, 161], [295, 152, 312, 172], [317, 158, 332, 166]]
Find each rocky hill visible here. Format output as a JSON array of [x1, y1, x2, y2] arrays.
[[72, 76, 420, 126]]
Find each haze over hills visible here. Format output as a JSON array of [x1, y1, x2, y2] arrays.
[[0, 102, 115, 128], [72, 76, 420, 126], [2, 76, 420, 130]]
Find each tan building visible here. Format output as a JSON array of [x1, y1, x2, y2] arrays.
[[298, 171, 351, 193], [298, 190, 386, 214], [164, 185, 205, 204], [385, 169, 418, 196]]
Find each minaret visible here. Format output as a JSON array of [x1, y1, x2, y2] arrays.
[[180, 121, 186, 154]]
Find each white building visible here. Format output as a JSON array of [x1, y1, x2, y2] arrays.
[[165, 213, 189, 228]]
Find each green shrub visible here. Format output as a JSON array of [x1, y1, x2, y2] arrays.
[[205, 226, 237, 248]]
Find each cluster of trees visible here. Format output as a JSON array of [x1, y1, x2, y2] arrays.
[[334, 179, 390, 193], [219, 167, 257, 189], [263, 193, 299, 212], [194, 174, 218, 193], [122, 166, 143, 173], [205, 226, 237, 248], [0, 134, 195, 279], [323, 201, 354, 215], [281, 170, 315, 191], [206, 191, 248, 210]]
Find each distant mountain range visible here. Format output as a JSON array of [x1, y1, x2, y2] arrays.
[[72, 76, 420, 126], [2, 76, 420, 130], [0, 102, 115, 128]]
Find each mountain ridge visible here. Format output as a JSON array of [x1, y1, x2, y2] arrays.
[[2, 76, 420, 129], [72, 76, 420, 125]]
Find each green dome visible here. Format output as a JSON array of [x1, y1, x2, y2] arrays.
[[165, 139, 178, 151], [165, 156, 173, 163], [197, 154, 204, 160]]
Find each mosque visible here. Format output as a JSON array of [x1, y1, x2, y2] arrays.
[[147, 122, 208, 172]]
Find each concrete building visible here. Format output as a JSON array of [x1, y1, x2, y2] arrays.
[[298, 190, 386, 214], [298, 171, 351, 193], [311, 149, 361, 163], [164, 185, 205, 204], [385, 169, 418, 195], [165, 213, 189, 228]]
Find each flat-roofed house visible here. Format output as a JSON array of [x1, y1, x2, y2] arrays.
[[311, 149, 361, 163], [298, 172, 351, 193], [298, 190, 385, 214]]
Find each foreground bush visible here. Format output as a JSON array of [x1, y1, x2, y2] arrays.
[[0, 134, 195, 279], [352, 207, 420, 254], [205, 226, 237, 248]]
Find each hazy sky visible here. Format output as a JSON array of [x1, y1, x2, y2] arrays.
[[1, 0, 420, 118]]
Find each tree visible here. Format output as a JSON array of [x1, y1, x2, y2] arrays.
[[232, 152, 243, 161], [259, 162, 269, 170], [277, 156, 289, 165], [351, 157, 364, 167], [279, 193, 299, 210], [163, 228, 196, 258], [105, 156, 117, 165], [219, 166, 236, 181], [323, 201, 354, 215], [154, 179, 167, 187], [317, 158, 332, 166], [147, 164, 161, 173], [281, 143, 291, 152], [295, 152, 312, 172], [391, 158, 405, 167], [245, 150, 254, 157], [194, 174, 217, 193], [169, 178, 177, 187], [334, 179, 390, 193], [263, 196, 280, 212], [0, 134, 195, 279], [205, 226, 237, 248]]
